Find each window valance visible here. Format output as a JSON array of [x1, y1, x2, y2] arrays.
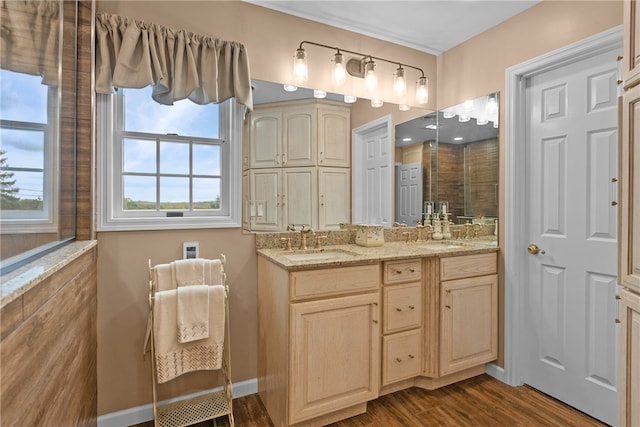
[[0, 0, 60, 86], [95, 13, 253, 110]]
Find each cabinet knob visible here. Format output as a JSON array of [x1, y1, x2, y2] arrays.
[[408, 354, 415, 359], [409, 268, 415, 273], [611, 201, 618, 206], [396, 357, 403, 363], [615, 319, 621, 324], [445, 305, 451, 309], [372, 319, 378, 324]]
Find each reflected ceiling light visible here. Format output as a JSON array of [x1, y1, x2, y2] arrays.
[[425, 124, 437, 130], [493, 120, 499, 128], [458, 114, 470, 123], [476, 118, 489, 125], [454, 137, 464, 141], [343, 95, 357, 104], [293, 40, 428, 105], [283, 84, 298, 92], [399, 104, 410, 111], [333, 52, 346, 86], [487, 93, 498, 115], [402, 137, 412, 142], [442, 111, 456, 119], [371, 99, 383, 108], [394, 66, 407, 97], [313, 89, 327, 99]]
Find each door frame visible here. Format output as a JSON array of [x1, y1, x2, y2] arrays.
[[502, 25, 623, 387], [351, 115, 393, 225]]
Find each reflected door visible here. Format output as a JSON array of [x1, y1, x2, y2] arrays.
[[395, 163, 422, 225], [523, 47, 620, 425]]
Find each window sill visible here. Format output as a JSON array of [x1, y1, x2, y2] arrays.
[[0, 240, 97, 309]]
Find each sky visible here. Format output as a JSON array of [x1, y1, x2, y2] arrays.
[[0, 70, 222, 208]]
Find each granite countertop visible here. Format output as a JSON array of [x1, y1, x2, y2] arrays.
[[257, 240, 499, 271]]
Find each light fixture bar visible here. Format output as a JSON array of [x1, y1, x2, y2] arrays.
[[296, 40, 427, 80]]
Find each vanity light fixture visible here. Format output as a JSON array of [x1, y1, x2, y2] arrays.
[[293, 40, 429, 104]]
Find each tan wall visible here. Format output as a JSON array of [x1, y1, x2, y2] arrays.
[[437, 0, 622, 366], [95, 0, 623, 416]]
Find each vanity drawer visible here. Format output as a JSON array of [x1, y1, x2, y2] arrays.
[[440, 253, 497, 281], [383, 259, 421, 284], [383, 282, 422, 334], [382, 329, 422, 385], [289, 264, 380, 301]]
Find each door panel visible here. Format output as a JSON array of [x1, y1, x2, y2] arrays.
[[395, 163, 422, 225], [524, 47, 620, 425]]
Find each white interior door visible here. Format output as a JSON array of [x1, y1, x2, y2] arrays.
[[523, 47, 620, 425], [352, 116, 392, 227], [395, 163, 422, 225]]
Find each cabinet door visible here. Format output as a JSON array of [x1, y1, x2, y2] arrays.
[[440, 274, 498, 376], [318, 167, 350, 229], [318, 107, 350, 167], [250, 169, 281, 231], [290, 293, 379, 424], [619, 289, 640, 427], [283, 108, 316, 166], [282, 167, 317, 230], [624, 0, 640, 88], [242, 171, 250, 230], [250, 111, 282, 168], [620, 84, 640, 293]]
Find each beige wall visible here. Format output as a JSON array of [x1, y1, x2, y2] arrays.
[[95, 0, 623, 416]]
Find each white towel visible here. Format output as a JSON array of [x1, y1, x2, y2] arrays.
[[205, 259, 223, 286], [177, 285, 210, 343], [153, 286, 226, 383], [172, 258, 205, 287], [154, 263, 174, 292]]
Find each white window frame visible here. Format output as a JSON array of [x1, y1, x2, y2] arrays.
[[97, 92, 243, 231], [0, 86, 58, 234]]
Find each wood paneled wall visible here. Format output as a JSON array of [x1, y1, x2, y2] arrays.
[[437, 143, 465, 221], [0, 246, 98, 426], [466, 139, 499, 218]]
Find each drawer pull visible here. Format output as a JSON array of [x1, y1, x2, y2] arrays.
[[409, 268, 415, 273], [395, 354, 416, 363], [408, 354, 415, 359], [395, 305, 416, 312], [393, 269, 402, 275], [373, 319, 378, 324], [445, 305, 451, 309]]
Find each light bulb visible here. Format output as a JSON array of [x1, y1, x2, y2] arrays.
[[416, 76, 428, 104], [364, 60, 377, 93], [293, 48, 308, 83], [333, 53, 346, 86], [393, 67, 407, 97]]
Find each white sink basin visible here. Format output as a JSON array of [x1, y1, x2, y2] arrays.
[[281, 249, 358, 262]]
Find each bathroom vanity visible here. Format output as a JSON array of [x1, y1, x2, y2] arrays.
[[257, 240, 498, 426]]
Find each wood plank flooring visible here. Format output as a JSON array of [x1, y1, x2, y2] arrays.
[[133, 374, 607, 427]]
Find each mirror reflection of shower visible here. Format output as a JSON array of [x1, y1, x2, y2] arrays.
[[394, 92, 499, 228]]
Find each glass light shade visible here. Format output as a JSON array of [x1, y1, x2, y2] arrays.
[[458, 114, 470, 123], [393, 67, 407, 97], [364, 60, 378, 93], [293, 48, 308, 83], [371, 99, 383, 108], [313, 89, 327, 99], [399, 104, 410, 111], [283, 84, 298, 92], [333, 53, 346, 86], [416, 76, 428, 104], [343, 95, 357, 104], [442, 111, 456, 119]]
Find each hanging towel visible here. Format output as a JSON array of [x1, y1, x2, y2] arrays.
[[153, 285, 226, 383], [172, 258, 205, 287], [177, 284, 210, 343], [154, 263, 174, 292], [205, 259, 223, 286]]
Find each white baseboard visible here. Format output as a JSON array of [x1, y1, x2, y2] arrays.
[[97, 377, 257, 427], [486, 363, 506, 383]]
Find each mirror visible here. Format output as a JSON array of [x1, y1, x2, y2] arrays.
[[395, 93, 499, 226]]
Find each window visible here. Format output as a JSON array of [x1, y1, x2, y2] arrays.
[[0, 70, 57, 232], [98, 86, 243, 231]]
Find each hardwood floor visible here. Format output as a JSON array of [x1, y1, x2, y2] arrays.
[[133, 374, 607, 427]]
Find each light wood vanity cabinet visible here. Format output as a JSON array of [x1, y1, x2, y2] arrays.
[[620, 5, 640, 425], [258, 259, 380, 427], [381, 260, 422, 386]]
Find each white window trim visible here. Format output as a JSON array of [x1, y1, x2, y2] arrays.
[[97, 93, 243, 231], [0, 86, 58, 233]]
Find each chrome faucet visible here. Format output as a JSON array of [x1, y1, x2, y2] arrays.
[[299, 225, 314, 250]]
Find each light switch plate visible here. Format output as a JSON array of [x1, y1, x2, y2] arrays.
[[183, 241, 199, 259]]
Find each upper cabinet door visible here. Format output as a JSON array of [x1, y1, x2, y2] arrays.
[[620, 84, 640, 293], [250, 112, 282, 168], [283, 107, 317, 166], [318, 107, 350, 167], [624, 0, 640, 88]]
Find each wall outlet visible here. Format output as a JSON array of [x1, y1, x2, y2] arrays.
[[183, 241, 199, 259]]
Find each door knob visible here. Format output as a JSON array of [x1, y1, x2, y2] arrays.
[[528, 244, 545, 255]]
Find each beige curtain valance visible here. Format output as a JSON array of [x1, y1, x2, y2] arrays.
[[95, 13, 253, 110], [0, 0, 60, 86]]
